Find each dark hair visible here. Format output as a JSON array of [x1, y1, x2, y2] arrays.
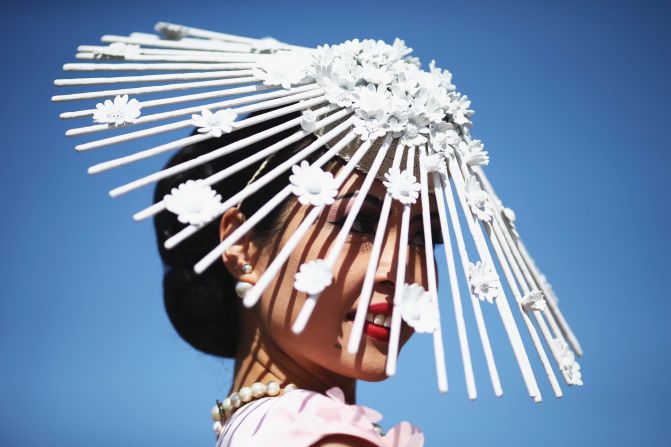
[[153, 110, 320, 358]]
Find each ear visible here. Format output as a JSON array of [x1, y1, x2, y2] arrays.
[[219, 207, 260, 284]]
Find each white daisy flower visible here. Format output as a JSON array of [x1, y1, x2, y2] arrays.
[[399, 283, 439, 334], [465, 176, 495, 221], [352, 83, 391, 116], [458, 139, 489, 166], [300, 109, 320, 132], [352, 114, 388, 141], [399, 112, 430, 147], [468, 260, 500, 303], [521, 290, 547, 312], [163, 180, 223, 226], [92, 94, 142, 126], [289, 161, 338, 206], [447, 92, 474, 127], [294, 259, 333, 295], [191, 108, 237, 138], [252, 50, 314, 89], [428, 60, 456, 93], [429, 122, 460, 157], [355, 62, 392, 85], [383, 167, 421, 205], [420, 151, 447, 175]]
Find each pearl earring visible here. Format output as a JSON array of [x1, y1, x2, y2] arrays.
[[235, 263, 254, 299], [235, 281, 253, 299]]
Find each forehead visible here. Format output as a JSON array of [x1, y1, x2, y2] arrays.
[[325, 157, 437, 217]]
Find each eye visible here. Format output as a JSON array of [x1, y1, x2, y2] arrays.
[[410, 226, 444, 247], [350, 215, 377, 234], [336, 214, 377, 235]]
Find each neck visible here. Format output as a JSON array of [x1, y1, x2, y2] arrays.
[[230, 307, 357, 404]]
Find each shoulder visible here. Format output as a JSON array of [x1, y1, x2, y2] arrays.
[[216, 387, 420, 447]]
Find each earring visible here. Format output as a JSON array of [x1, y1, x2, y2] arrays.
[[235, 281, 254, 299], [235, 263, 254, 298]]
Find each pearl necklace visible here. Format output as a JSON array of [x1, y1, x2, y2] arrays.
[[211, 381, 385, 437], [211, 381, 298, 423]]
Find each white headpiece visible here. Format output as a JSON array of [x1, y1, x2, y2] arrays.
[[53, 22, 583, 401]]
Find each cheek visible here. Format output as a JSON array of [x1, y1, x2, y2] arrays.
[[254, 216, 348, 344]]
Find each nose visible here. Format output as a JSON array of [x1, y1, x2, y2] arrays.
[[373, 222, 402, 292]]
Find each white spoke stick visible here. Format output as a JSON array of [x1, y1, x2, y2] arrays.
[[291, 135, 393, 334], [488, 220, 563, 397], [448, 159, 539, 400], [347, 142, 405, 354], [431, 171, 476, 399], [75, 53, 262, 63], [418, 145, 448, 393], [440, 168, 502, 396], [472, 166, 582, 355], [386, 145, 415, 377], [55, 69, 255, 86], [63, 62, 257, 72], [52, 76, 259, 102], [99, 34, 254, 53], [77, 45, 250, 57], [158, 21, 310, 50]]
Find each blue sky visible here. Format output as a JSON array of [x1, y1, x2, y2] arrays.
[[1, 0, 669, 446]]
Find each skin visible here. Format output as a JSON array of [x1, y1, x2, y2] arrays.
[[219, 158, 440, 426]]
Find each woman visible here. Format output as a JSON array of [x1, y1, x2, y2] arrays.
[[55, 22, 583, 447], [154, 113, 430, 446]]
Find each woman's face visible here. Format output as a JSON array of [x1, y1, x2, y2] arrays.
[[227, 159, 440, 382]]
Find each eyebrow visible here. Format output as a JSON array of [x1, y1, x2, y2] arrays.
[[335, 191, 439, 224], [334, 191, 383, 208]]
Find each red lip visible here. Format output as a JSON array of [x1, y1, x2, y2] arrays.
[[363, 321, 390, 342], [345, 301, 393, 343], [367, 302, 392, 316]]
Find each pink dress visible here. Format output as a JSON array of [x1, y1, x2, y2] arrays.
[[215, 387, 424, 447]]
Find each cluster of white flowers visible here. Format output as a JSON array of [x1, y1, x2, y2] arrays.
[[553, 338, 583, 386], [252, 38, 476, 150], [311, 39, 472, 147]]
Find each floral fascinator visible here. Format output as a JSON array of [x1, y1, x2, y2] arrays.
[[53, 22, 583, 402]]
